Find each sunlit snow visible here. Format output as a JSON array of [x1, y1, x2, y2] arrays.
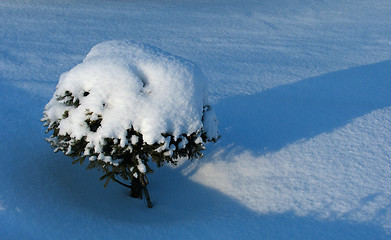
[[1, 0, 391, 239], [43, 40, 217, 164]]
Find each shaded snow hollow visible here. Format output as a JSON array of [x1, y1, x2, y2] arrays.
[[43, 41, 218, 161]]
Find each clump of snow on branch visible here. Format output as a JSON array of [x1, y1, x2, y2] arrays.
[[42, 40, 218, 165]]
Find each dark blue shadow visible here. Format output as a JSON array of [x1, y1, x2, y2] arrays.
[[0, 76, 390, 239], [215, 60, 391, 154]]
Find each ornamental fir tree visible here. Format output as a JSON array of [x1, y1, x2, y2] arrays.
[[42, 41, 218, 208]]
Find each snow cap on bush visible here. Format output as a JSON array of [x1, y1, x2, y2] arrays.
[[42, 40, 218, 167]]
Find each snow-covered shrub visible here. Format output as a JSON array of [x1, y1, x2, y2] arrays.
[[42, 41, 218, 207]]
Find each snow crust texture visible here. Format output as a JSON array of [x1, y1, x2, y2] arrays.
[[43, 41, 218, 162], [1, 0, 391, 239]]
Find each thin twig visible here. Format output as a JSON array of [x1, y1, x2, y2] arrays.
[[112, 177, 132, 189], [140, 174, 153, 208]]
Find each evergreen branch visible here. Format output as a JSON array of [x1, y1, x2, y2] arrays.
[[112, 176, 132, 189]]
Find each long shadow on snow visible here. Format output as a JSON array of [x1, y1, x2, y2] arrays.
[[215, 60, 391, 155], [7, 151, 391, 239], [1, 79, 390, 239]]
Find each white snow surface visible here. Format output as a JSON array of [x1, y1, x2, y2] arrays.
[[44, 40, 216, 157], [1, 0, 391, 239]]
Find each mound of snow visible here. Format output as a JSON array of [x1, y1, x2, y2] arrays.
[[43, 41, 218, 158]]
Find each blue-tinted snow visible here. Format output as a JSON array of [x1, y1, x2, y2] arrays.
[[1, 0, 391, 239]]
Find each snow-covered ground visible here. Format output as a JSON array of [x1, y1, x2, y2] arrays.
[[1, 0, 391, 239]]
